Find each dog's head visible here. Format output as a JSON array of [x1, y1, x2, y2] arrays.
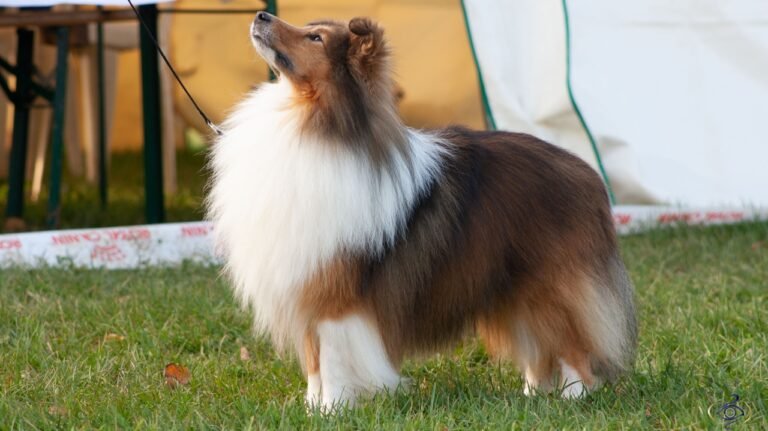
[[250, 12, 389, 101]]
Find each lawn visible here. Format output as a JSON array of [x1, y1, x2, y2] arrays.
[[0, 151, 767, 429], [0, 222, 766, 429]]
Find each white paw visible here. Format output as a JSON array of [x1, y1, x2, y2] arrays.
[[560, 380, 586, 399], [523, 383, 535, 397], [559, 359, 588, 399], [305, 394, 322, 414], [304, 373, 323, 414], [523, 367, 547, 396]]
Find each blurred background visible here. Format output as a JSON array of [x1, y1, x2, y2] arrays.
[[1, 0, 767, 231], [116, 0, 486, 150], [0, 0, 488, 230]]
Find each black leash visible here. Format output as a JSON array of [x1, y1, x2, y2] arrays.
[[126, 0, 223, 136]]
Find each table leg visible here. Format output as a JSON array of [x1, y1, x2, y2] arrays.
[[266, 0, 278, 81], [46, 26, 70, 229], [97, 15, 107, 207], [266, 0, 277, 15], [138, 4, 165, 224], [4, 28, 34, 224]]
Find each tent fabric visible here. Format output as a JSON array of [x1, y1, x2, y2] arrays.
[[168, 0, 485, 137], [462, 0, 768, 206], [108, 0, 486, 150]]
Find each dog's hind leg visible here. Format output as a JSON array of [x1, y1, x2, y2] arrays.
[[316, 313, 401, 411], [514, 266, 635, 398], [477, 292, 600, 398], [558, 352, 595, 399], [511, 320, 599, 398], [477, 310, 556, 396]]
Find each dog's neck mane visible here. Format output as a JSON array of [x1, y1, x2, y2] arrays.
[[291, 74, 410, 168], [209, 77, 446, 350]]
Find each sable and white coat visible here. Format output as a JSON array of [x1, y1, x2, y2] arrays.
[[207, 12, 637, 410]]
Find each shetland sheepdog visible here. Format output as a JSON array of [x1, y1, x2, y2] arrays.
[[207, 12, 637, 410]]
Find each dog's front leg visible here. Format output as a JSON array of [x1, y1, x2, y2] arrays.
[[316, 314, 401, 412], [304, 330, 322, 409]]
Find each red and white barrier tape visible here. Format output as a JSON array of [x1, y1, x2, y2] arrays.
[[611, 205, 768, 235], [0, 221, 216, 270], [1, 206, 766, 269]]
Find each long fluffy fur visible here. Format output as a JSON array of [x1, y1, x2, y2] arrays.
[[207, 13, 637, 410], [208, 79, 445, 354]]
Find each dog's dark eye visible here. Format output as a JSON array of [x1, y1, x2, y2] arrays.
[[307, 34, 322, 42]]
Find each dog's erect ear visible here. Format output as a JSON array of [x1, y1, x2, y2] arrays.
[[349, 17, 379, 37], [348, 17, 387, 77]]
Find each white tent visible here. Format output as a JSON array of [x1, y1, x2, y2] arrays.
[[461, 0, 768, 207]]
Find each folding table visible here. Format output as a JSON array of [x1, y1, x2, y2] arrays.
[[0, 0, 173, 229], [0, 0, 277, 230]]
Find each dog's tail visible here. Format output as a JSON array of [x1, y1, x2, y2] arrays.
[[582, 252, 638, 382]]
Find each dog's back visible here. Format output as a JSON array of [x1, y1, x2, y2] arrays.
[[360, 126, 637, 392]]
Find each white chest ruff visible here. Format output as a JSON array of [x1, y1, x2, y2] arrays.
[[207, 81, 444, 348]]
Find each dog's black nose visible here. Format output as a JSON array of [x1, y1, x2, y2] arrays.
[[256, 12, 272, 23]]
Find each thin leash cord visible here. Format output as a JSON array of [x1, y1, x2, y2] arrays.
[[126, 0, 223, 136]]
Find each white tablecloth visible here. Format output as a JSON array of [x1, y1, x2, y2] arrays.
[[0, 1, 172, 6]]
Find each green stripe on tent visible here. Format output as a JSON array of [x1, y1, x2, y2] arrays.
[[562, 0, 616, 204], [460, 0, 616, 204], [460, 0, 497, 130]]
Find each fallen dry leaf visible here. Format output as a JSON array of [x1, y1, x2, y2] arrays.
[[103, 333, 126, 342], [751, 241, 764, 251], [164, 363, 191, 388], [239, 346, 251, 362], [645, 403, 652, 418]]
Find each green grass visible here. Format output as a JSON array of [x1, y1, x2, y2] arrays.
[[1, 152, 766, 428], [1, 222, 767, 429]]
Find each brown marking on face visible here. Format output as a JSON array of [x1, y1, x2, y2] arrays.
[[251, 13, 339, 82], [255, 16, 389, 104], [251, 14, 408, 166]]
